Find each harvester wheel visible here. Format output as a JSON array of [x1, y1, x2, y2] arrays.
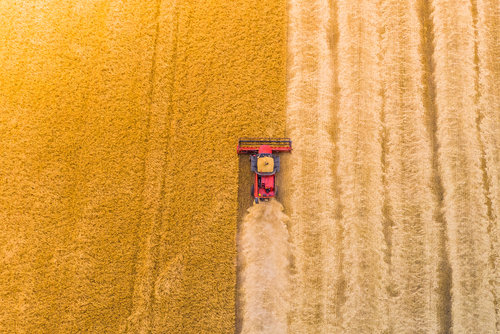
[[251, 184, 254, 197], [274, 186, 278, 197], [255, 198, 259, 204]]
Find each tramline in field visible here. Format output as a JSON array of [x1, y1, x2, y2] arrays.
[[237, 138, 292, 204]]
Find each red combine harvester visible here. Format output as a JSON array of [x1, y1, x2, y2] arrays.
[[237, 137, 292, 204]]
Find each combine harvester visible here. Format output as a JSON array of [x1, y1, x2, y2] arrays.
[[237, 138, 292, 204]]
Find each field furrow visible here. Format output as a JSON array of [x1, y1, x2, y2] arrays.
[[432, 0, 496, 331], [336, 0, 387, 332], [285, 0, 339, 333], [381, 0, 440, 332], [477, 0, 500, 327]]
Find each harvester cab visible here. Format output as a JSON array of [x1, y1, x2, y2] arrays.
[[237, 137, 292, 204]]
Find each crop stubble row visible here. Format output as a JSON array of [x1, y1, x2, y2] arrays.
[[285, 0, 339, 333], [283, 0, 500, 332], [477, 0, 500, 328], [382, 0, 440, 332]]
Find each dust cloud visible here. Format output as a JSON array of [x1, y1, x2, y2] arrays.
[[237, 199, 292, 334]]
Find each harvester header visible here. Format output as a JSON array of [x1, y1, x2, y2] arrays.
[[237, 137, 292, 155]]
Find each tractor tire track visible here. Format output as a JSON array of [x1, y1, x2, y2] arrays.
[[122, 1, 178, 333]]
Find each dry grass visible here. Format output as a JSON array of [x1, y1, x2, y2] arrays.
[[282, 0, 500, 332]]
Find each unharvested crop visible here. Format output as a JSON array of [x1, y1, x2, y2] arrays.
[[0, 1, 286, 333]]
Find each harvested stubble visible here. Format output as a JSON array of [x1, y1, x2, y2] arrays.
[[281, 0, 500, 333], [237, 199, 291, 334], [381, 0, 439, 332], [432, 0, 496, 331], [477, 0, 500, 327], [336, 0, 388, 332], [284, 0, 340, 333]]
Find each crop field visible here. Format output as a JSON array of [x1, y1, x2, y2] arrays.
[[1, 0, 500, 333]]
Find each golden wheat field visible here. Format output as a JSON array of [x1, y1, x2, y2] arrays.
[[1, 0, 500, 333]]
